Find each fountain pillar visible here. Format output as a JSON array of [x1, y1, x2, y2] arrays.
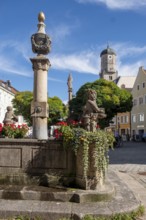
[[30, 12, 51, 140]]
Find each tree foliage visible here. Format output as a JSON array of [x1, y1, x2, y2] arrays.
[[69, 79, 133, 128], [12, 91, 67, 126], [48, 96, 68, 125], [12, 91, 33, 126]]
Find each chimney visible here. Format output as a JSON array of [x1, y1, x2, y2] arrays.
[[6, 80, 11, 87]]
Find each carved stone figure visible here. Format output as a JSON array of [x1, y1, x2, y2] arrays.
[[31, 12, 51, 56], [31, 33, 51, 55], [3, 106, 18, 125], [82, 89, 106, 132]]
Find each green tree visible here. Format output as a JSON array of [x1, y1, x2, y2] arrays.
[[12, 92, 67, 126], [48, 96, 68, 125], [12, 91, 33, 126], [69, 79, 133, 128]]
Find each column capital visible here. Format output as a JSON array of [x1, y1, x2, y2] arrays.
[[30, 57, 51, 71]]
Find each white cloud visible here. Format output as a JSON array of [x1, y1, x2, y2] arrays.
[[111, 42, 146, 76], [0, 40, 66, 82], [0, 55, 31, 77], [50, 24, 71, 42], [50, 51, 99, 74], [0, 41, 31, 77], [76, 0, 146, 10], [48, 77, 64, 83], [113, 42, 146, 58], [50, 42, 146, 77], [0, 38, 146, 81], [117, 60, 143, 76]]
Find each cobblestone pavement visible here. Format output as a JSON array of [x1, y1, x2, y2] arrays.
[[109, 141, 146, 219]]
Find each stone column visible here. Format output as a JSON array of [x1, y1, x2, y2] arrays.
[[30, 56, 50, 139], [67, 73, 73, 102], [30, 12, 51, 140]]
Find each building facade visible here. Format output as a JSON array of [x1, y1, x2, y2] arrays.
[[0, 80, 18, 123], [131, 66, 146, 140], [99, 46, 136, 138], [114, 76, 136, 137]]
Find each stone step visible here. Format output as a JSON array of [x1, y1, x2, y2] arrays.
[[0, 171, 142, 220], [0, 182, 114, 203]]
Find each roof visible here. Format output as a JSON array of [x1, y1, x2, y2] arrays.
[[114, 76, 136, 91], [0, 80, 18, 95], [100, 45, 116, 57], [141, 66, 146, 75]]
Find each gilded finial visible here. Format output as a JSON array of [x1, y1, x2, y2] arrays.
[[38, 12, 45, 22]]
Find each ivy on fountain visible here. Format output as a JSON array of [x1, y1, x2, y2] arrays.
[[59, 125, 115, 179]]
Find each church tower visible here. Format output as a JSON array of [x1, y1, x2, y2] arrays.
[[100, 45, 118, 81]]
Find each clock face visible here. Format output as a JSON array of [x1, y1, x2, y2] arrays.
[[108, 55, 112, 59]]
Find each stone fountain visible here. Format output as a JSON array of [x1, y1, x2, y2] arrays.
[[0, 12, 142, 220]]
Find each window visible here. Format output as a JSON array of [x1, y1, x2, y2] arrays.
[[143, 82, 145, 88], [139, 97, 143, 105], [121, 116, 124, 123], [109, 76, 112, 80], [139, 113, 144, 122], [145, 95, 146, 104], [121, 84, 125, 89], [125, 115, 129, 123], [132, 115, 136, 123], [137, 85, 140, 90], [133, 99, 137, 106]]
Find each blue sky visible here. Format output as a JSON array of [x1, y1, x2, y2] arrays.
[[1, 0, 146, 102]]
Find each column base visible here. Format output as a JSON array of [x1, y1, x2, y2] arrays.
[[33, 117, 48, 140]]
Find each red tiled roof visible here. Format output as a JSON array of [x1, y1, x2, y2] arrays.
[[0, 80, 18, 95]]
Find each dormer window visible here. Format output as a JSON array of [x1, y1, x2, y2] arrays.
[[121, 84, 125, 89]]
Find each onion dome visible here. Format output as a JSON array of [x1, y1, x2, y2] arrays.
[[100, 45, 116, 57]]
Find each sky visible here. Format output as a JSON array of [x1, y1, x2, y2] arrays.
[[1, 0, 146, 103]]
